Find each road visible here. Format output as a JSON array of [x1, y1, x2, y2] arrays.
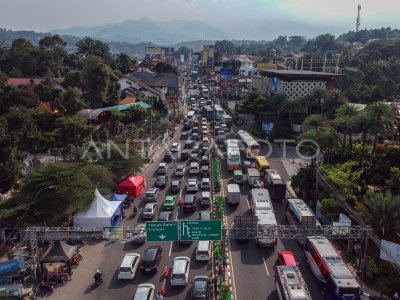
[[219, 128, 324, 300]]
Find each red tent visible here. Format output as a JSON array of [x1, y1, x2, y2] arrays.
[[117, 175, 145, 198]]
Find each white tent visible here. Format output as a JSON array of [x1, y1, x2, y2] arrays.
[[73, 189, 123, 227]]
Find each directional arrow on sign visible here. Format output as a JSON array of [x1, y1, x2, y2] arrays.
[[159, 234, 166, 240]]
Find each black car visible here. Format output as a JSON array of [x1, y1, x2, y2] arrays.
[[184, 140, 194, 149], [164, 151, 173, 163], [155, 175, 168, 189], [192, 276, 210, 299], [201, 166, 209, 177], [170, 180, 182, 193], [201, 156, 209, 166], [181, 132, 188, 140], [183, 194, 197, 212], [141, 246, 163, 274], [181, 149, 190, 161], [184, 122, 191, 131]]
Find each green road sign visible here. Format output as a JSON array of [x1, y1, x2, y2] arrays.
[[146, 221, 178, 242], [180, 220, 222, 241]]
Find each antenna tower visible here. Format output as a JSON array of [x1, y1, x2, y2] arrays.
[[356, 4, 361, 32]]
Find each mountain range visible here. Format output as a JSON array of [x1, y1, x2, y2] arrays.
[[51, 17, 230, 45]]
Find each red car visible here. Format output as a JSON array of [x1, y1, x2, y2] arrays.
[[277, 250, 297, 266]]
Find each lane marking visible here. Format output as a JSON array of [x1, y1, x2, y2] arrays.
[[227, 238, 238, 300], [263, 257, 270, 276], [169, 211, 178, 257], [211, 242, 216, 300]]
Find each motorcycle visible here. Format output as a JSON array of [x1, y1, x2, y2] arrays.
[[39, 282, 55, 294], [94, 277, 103, 287], [130, 206, 138, 219]]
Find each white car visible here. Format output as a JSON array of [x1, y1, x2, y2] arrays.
[[201, 178, 210, 190], [189, 162, 200, 175], [118, 253, 141, 280], [170, 256, 191, 286], [187, 178, 198, 193], [171, 143, 181, 153], [142, 203, 157, 220], [133, 283, 155, 300]]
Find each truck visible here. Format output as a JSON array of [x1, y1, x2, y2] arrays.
[[227, 183, 240, 205], [247, 168, 261, 188], [221, 114, 233, 126]]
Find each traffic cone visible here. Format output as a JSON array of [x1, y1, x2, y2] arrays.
[[178, 197, 183, 206], [161, 279, 167, 296], [164, 266, 170, 278]]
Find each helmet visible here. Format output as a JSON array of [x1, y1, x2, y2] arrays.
[[96, 270, 100, 273]]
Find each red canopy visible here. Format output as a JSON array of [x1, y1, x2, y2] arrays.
[[117, 175, 145, 198]]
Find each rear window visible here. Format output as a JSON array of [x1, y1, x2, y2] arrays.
[[119, 266, 131, 273], [197, 250, 209, 256], [171, 273, 185, 279]]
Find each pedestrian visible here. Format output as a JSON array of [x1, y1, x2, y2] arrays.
[[156, 292, 164, 300]]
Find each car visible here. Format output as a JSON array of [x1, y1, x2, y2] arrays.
[[184, 122, 191, 131], [155, 175, 168, 189], [189, 152, 199, 162], [158, 211, 172, 221], [201, 165, 209, 177], [199, 210, 211, 220], [201, 156, 209, 166], [200, 191, 210, 207], [184, 140, 194, 149], [183, 194, 197, 212], [201, 118, 207, 123], [145, 188, 160, 202], [158, 162, 168, 175], [181, 132, 188, 140], [142, 203, 157, 220], [192, 145, 200, 153], [170, 180, 182, 193], [277, 250, 297, 266], [163, 196, 177, 210], [191, 276, 210, 299], [202, 129, 208, 137], [181, 149, 190, 161], [221, 123, 228, 132], [141, 246, 162, 273], [170, 256, 191, 286], [200, 178, 210, 190], [164, 151, 173, 163], [202, 137, 208, 144], [133, 283, 155, 300], [125, 224, 146, 244], [189, 162, 200, 175], [201, 125, 208, 132], [118, 253, 141, 280], [201, 146, 209, 156], [187, 179, 198, 193], [192, 132, 199, 140], [171, 143, 181, 153], [174, 164, 185, 177], [192, 127, 199, 134]]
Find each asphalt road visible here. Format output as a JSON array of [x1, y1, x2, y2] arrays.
[[219, 131, 325, 300]]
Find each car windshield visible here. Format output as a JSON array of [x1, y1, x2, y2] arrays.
[[119, 267, 132, 273], [145, 206, 153, 212], [158, 177, 165, 182]]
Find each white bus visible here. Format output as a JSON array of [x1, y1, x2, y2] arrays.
[[275, 265, 312, 300], [213, 104, 225, 120], [237, 130, 260, 159], [250, 188, 277, 247], [227, 148, 241, 171], [304, 237, 361, 300], [187, 111, 195, 122]]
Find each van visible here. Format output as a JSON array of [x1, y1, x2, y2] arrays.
[[170, 256, 191, 286], [227, 184, 240, 205], [141, 246, 162, 274], [196, 241, 211, 261], [118, 253, 141, 280], [200, 191, 210, 206]]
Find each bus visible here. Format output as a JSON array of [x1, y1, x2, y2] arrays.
[[250, 189, 277, 247], [202, 88, 209, 99], [254, 156, 270, 176], [237, 130, 260, 159], [227, 148, 241, 171], [264, 169, 286, 201], [187, 111, 195, 122], [205, 106, 214, 121], [213, 104, 225, 120], [304, 237, 361, 300], [275, 265, 312, 300]]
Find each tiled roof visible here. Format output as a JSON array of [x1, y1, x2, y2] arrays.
[[7, 78, 64, 86], [124, 75, 162, 98], [141, 79, 168, 87], [119, 96, 137, 105]]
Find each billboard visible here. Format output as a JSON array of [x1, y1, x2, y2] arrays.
[[164, 47, 175, 63], [145, 47, 165, 62], [180, 54, 185, 63], [256, 63, 277, 71], [284, 57, 298, 70], [262, 122, 274, 137], [202, 44, 215, 66], [220, 68, 233, 79], [380, 239, 400, 265]]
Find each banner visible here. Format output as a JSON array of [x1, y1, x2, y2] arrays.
[[256, 63, 277, 71], [271, 77, 281, 93], [380, 239, 400, 265]]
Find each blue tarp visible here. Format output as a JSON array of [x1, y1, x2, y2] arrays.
[[0, 257, 24, 275], [108, 193, 128, 201], [97, 101, 152, 112]]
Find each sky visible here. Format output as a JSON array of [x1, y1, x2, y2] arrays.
[[0, 0, 399, 40]]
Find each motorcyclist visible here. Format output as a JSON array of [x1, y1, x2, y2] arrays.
[[94, 270, 103, 283], [133, 206, 138, 215]]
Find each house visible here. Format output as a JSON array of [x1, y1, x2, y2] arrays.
[[137, 59, 155, 72], [38, 101, 61, 115], [75, 109, 111, 125], [119, 96, 137, 105], [118, 75, 165, 101], [7, 78, 66, 92]]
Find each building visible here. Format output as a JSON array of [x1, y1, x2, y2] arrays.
[[252, 70, 343, 98], [118, 75, 165, 101], [237, 55, 257, 77], [7, 77, 66, 92]]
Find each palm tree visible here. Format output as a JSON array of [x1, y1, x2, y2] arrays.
[[302, 114, 327, 131], [279, 97, 304, 127], [335, 103, 361, 154], [76, 37, 97, 56], [365, 102, 395, 154], [0, 41, 8, 60], [356, 191, 400, 239]]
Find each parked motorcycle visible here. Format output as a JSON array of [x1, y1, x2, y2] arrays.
[[39, 282, 55, 295]]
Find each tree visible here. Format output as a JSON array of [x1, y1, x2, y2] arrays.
[[80, 164, 114, 192], [13, 162, 95, 223], [214, 41, 235, 55], [302, 114, 327, 130], [54, 116, 92, 150], [108, 109, 124, 135], [279, 97, 304, 126], [365, 102, 395, 154], [115, 53, 135, 74], [60, 87, 85, 115], [153, 62, 177, 74], [0, 86, 40, 114], [356, 191, 400, 239], [385, 167, 400, 195], [335, 103, 361, 154], [38, 35, 68, 77], [76, 37, 113, 65], [63, 69, 82, 88], [175, 46, 192, 59], [81, 55, 120, 107], [303, 87, 328, 114]]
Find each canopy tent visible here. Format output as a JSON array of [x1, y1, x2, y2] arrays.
[[40, 241, 76, 263], [73, 189, 123, 227], [108, 193, 128, 201], [117, 175, 145, 198]]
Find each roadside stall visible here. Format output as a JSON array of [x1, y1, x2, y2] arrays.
[[116, 175, 145, 198], [0, 257, 34, 300], [40, 240, 76, 285], [108, 193, 131, 209]]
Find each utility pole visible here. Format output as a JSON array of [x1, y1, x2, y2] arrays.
[[356, 4, 361, 32]]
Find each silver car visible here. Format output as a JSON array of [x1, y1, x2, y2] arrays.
[[133, 283, 155, 300]]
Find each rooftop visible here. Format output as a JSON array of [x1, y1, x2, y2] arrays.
[[258, 69, 343, 79]]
